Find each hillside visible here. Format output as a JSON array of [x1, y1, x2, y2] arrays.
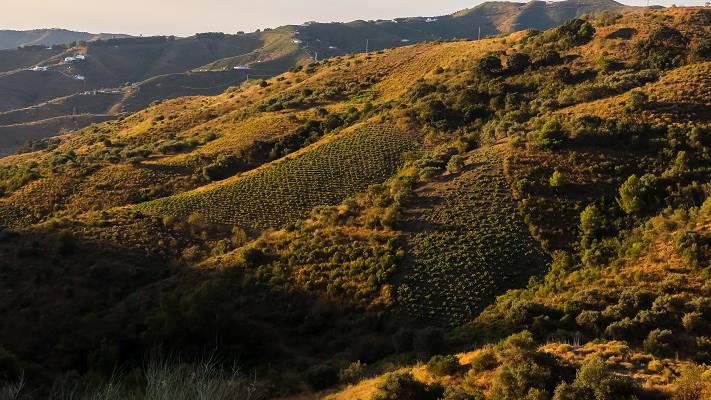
[[0, 6, 709, 400], [0, 29, 130, 50], [0, 0, 636, 156]]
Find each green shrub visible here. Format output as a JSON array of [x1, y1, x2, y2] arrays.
[[507, 53, 531, 74], [636, 26, 689, 69], [579, 204, 603, 248], [644, 329, 677, 357], [478, 55, 503, 76], [553, 357, 636, 400], [617, 174, 658, 215], [447, 155, 466, 174], [549, 171, 567, 188], [625, 90, 648, 112], [339, 360, 367, 384], [427, 355, 460, 377], [490, 359, 552, 400], [672, 365, 710, 400], [536, 119, 566, 149], [471, 348, 499, 373], [373, 372, 436, 400]]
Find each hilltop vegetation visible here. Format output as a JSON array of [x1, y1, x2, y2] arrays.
[[0, 0, 635, 155], [0, 5, 709, 400]]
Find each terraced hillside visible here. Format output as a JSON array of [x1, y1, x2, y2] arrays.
[[138, 124, 420, 230], [397, 148, 547, 326], [0, 7, 709, 399]]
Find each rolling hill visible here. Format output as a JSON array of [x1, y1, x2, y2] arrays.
[[0, 0, 637, 156], [0, 5, 709, 399]]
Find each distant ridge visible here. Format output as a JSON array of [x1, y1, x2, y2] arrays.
[[0, 28, 131, 50]]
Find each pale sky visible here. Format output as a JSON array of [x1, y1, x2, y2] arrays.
[[3, 0, 707, 37]]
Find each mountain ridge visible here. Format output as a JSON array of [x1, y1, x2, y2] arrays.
[[0, 28, 131, 50]]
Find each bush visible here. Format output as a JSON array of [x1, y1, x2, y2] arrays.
[[673, 365, 711, 400], [617, 174, 657, 215], [507, 53, 531, 74], [447, 155, 466, 174], [579, 204, 603, 247], [553, 357, 635, 400], [490, 359, 552, 400], [575, 310, 605, 335], [556, 19, 595, 47], [373, 372, 436, 400], [536, 119, 566, 149], [443, 386, 484, 400], [339, 360, 367, 384], [427, 355, 460, 377], [549, 171, 567, 188], [644, 329, 677, 357], [682, 312, 706, 333], [479, 55, 503, 76], [202, 155, 245, 181], [636, 26, 689, 69], [625, 90, 648, 112], [471, 348, 499, 373], [497, 331, 539, 364]]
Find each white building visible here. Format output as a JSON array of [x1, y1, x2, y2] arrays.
[[74, 74, 86, 81], [64, 56, 76, 63], [74, 54, 86, 60], [293, 39, 303, 44], [401, 39, 410, 43], [426, 17, 438, 23], [234, 65, 251, 70]]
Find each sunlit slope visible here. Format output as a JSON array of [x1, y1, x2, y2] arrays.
[[137, 124, 419, 229], [559, 61, 711, 125]]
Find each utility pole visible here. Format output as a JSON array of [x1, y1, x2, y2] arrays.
[[478, 26, 481, 41], [366, 39, 369, 55]]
